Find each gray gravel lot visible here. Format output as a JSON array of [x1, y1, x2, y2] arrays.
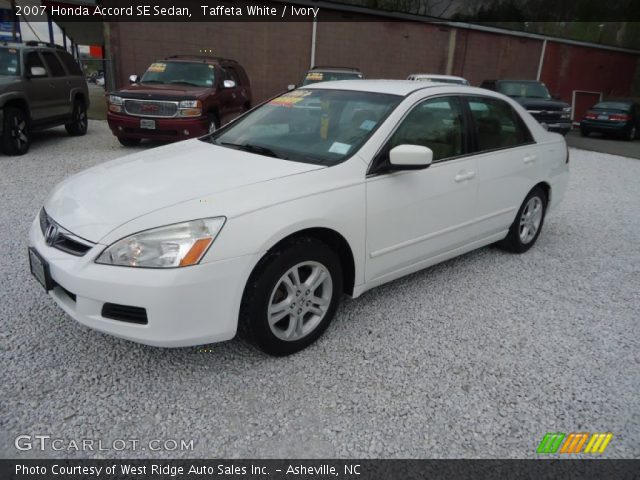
[[1, 121, 638, 459]]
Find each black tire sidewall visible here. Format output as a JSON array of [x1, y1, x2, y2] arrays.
[[2, 107, 29, 155], [65, 100, 88, 136], [507, 187, 547, 253], [242, 239, 343, 356]]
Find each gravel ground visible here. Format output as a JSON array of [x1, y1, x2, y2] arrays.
[[1, 121, 638, 459]]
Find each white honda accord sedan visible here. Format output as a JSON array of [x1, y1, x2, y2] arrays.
[[28, 80, 569, 355]]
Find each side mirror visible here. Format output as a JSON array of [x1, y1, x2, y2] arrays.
[[29, 66, 47, 78], [389, 145, 433, 169], [223, 79, 236, 89], [287, 84, 296, 91], [129, 74, 139, 84]]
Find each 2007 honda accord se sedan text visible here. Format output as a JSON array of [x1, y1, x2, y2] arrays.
[[28, 80, 569, 356]]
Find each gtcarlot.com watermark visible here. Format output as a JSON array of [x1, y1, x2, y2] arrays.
[[15, 434, 195, 452]]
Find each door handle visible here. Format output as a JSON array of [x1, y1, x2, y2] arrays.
[[454, 171, 475, 182], [523, 154, 537, 164]]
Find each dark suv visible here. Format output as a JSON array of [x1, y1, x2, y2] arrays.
[[480, 79, 572, 135], [107, 55, 252, 146], [299, 66, 363, 87], [0, 41, 89, 155]]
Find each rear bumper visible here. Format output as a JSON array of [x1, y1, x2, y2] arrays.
[[580, 120, 628, 133], [107, 112, 209, 141]]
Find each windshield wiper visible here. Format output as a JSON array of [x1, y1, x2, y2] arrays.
[[218, 142, 285, 159]]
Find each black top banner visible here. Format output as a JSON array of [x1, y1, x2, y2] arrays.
[[19, 0, 640, 22], [3, 459, 640, 480]]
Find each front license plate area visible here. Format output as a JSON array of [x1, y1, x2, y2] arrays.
[[597, 115, 609, 120], [29, 247, 53, 291], [140, 119, 156, 129]]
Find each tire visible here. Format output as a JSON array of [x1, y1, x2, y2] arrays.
[[239, 237, 343, 356], [580, 128, 589, 137], [1, 107, 30, 156], [497, 186, 547, 254], [117, 136, 141, 147], [65, 99, 88, 136], [625, 125, 636, 141], [207, 112, 220, 134]]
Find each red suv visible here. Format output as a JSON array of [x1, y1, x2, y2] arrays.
[[107, 56, 252, 146]]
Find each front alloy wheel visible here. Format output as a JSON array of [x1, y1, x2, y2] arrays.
[[268, 261, 333, 341], [240, 237, 343, 356], [1, 107, 29, 155]]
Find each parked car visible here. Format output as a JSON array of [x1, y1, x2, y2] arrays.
[[0, 41, 89, 155], [580, 100, 639, 140], [29, 81, 568, 355], [480, 79, 572, 135], [107, 55, 252, 146], [296, 66, 363, 88], [407, 73, 469, 85]]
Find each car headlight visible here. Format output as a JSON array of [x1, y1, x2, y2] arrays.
[[562, 107, 572, 113], [178, 99, 202, 117], [108, 95, 124, 113], [96, 217, 225, 268], [108, 95, 124, 105]]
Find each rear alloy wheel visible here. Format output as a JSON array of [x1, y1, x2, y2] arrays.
[[1, 107, 30, 155], [497, 187, 547, 253], [626, 125, 636, 141], [65, 100, 88, 136], [240, 237, 343, 356], [117, 136, 141, 147]]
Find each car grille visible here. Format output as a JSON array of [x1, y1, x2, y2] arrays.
[[39, 208, 94, 257], [123, 99, 178, 118], [527, 108, 563, 123]]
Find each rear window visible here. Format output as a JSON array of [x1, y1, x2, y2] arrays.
[[594, 102, 632, 112]]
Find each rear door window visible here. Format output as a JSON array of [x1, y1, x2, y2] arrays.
[[41, 51, 66, 77], [57, 51, 83, 76], [467, 96, 532, 152]]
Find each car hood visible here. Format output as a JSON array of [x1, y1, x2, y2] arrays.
[[115, 83, 212, 99], [0, 75, 21, 89], [510, 97, 570, 110], [44, 140, 323, 242]]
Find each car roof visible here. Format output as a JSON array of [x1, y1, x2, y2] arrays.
[[303, 79, 478, 96], [161, 55, 237, 64], [411, 74, 466, 81], [310, 66, 360, 72], [495, 79, 543, 83]]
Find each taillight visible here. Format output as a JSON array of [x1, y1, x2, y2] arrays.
[[610, 114, 630, 121], [584, 111, 598, 120]]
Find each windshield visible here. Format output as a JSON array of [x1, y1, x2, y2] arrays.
[[141, 61, 215, 87], [0, 47, 20, 76], [498, 81, 551, 99], [302, 71, 362, 86], [206, 89, 401, 166]]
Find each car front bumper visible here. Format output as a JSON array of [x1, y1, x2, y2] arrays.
[[540, 121, 572, 135], [107, 112, 210, 142], [28, 218, 260, 347]]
